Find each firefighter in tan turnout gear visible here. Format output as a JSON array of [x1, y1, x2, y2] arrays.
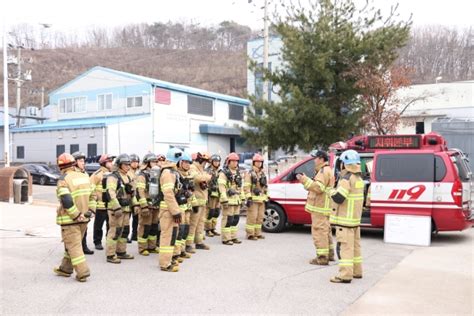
[[173, 152, 194, 262], [91, 154, 115, 250], [244, 154, 268, 240], [188, 152, 212, 251], [72, 151, 94, 255], [54, 153, 96, 282], [218, 152, 243, 245], [205, 154, 222, 237], [135, 153, 160, 256], [158, 147, 185, 272], [105, 154, 135, 263], [296, 150, 335, 265], [327, 150, 364, 283], [128, 153, 140, 243]]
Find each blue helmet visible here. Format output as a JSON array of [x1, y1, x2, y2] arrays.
[[340, 150, 360, 165], [179, 152, 193, 163], [166, 147, 183, 163]]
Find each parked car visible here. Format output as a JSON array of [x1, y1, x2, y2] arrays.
[[22, 164, 61, 185], [85, 163, 100, 176]]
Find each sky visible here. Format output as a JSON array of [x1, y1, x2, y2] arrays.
[[1, 0, 473, 34]]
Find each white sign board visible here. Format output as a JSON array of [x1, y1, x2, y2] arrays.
[[384, 214, 431, 246]]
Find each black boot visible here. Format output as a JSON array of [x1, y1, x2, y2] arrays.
[[83, 246, 94, 255]]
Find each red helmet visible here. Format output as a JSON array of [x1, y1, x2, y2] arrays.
[[226, 152, 239, 163], [252, 153, 264, 162], [57, 153, 75, 170], [99, 154, 115, 165]]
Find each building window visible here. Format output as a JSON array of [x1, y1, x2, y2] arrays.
[[416, 122, 425, 134], [59, 97, 87, 113], [56, 145, 65, 157], [70, 144, 79, 154], [254, 62, 272, 102], [187, 95, 213, 117], [87, 144, 97, 157], [229, 103, 244, 121], [98, 93, 112, 110], [16, 146, 25, 159], [127, 96, 143, 108]]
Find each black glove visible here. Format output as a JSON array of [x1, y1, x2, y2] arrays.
[[227, 188, 237, 196], [192, 206, 199, 213], [199, 182, 208, 190], [252, 188, 262, 196], [246, 199, 253, 208], [172, 213, 182, 224], [84, 210, 93, 218]]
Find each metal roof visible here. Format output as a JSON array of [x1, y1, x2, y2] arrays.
[[10, 114, 149, 133], [50, 66, 250, 106]]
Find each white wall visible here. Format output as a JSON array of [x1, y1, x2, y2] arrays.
[[106, 116, 153, 157], [11, 127, 105, 164]]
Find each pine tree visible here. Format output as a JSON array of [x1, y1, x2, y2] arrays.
[[244, 0, 411, 152]]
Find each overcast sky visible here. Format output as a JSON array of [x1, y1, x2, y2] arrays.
[[2, 0, 473, 33]]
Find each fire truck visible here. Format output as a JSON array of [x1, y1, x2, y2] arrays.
[[264, 133, 473, 233]]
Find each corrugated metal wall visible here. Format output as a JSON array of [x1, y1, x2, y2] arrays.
[[432, 119, 474, 171]]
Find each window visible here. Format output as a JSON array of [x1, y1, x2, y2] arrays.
[[229, 103, 244, 121], [98, 94, 112, 110], [254, 62, 272, 102], [434, 156, 447, 182], [87, 144, 97, 157], [59, 97, 87, 113], [376, 154, 434, 182], [187, 95, 213, 117], [70, 144, 79, 154], [284, 159, 315, 181], [416, 122, 425, 134], [452, 154, 471, 181], [16, 146, 25, 159], [127, 96, 143, 108], [56, 145, 65, 157]]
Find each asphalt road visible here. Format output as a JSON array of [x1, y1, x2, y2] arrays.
[[0, 202, 420, 315]]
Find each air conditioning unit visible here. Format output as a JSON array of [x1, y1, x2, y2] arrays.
[[27, 106, 38, 116]]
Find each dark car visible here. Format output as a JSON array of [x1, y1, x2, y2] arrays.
[[85, 163, 100, 176], [22, 164, 61, 185]]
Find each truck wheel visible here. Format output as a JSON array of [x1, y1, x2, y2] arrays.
[[263, 203, 287, 233]]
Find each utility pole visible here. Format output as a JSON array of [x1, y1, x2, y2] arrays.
[[262, 0, 270, 173], [15, 46, 22, 127], [3, 22, 10, 166], [40, 86, 45, 121]]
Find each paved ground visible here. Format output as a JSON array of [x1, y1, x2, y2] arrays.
[[1, 202, 472, 315], [31, 184, 57, 205]]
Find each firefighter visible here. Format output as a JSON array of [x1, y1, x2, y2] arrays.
[[187, 152, 212, 251], [128, 153, 140, 243], [327, 150, 364, 283], [158, 147, 183, 272], [296, 150, 335, 265], [135, 153, 160, 256], [174, 152, 194, 262], [105, 154, 135, 263], [244, 153, 269, 240], [205, 154, 222, 237], [72, 151, 94, 255], [90, 154, 114, 250], [218, 152, 243, 245], [53, 153, 96, 282]]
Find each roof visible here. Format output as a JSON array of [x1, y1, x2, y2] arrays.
[[10, 114, 149, 133], [50, 66, 250, 106]]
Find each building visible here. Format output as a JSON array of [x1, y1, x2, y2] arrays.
[[396, 81, 474, 134], [9, 66, 251, 164]]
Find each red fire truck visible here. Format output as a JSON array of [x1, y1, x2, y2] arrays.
[[264, 133, 473, 233]]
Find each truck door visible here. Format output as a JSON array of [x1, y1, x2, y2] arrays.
[[370, 152, 435, 227]]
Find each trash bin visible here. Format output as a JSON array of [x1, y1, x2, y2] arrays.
[[0, 167, 33, 203], [13, 179, 29, 204]]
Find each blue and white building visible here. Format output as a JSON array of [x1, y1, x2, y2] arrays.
[[10, 66, 251, 164]]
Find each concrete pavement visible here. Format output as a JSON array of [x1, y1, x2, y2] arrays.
[[0, 202, 472, 315]]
